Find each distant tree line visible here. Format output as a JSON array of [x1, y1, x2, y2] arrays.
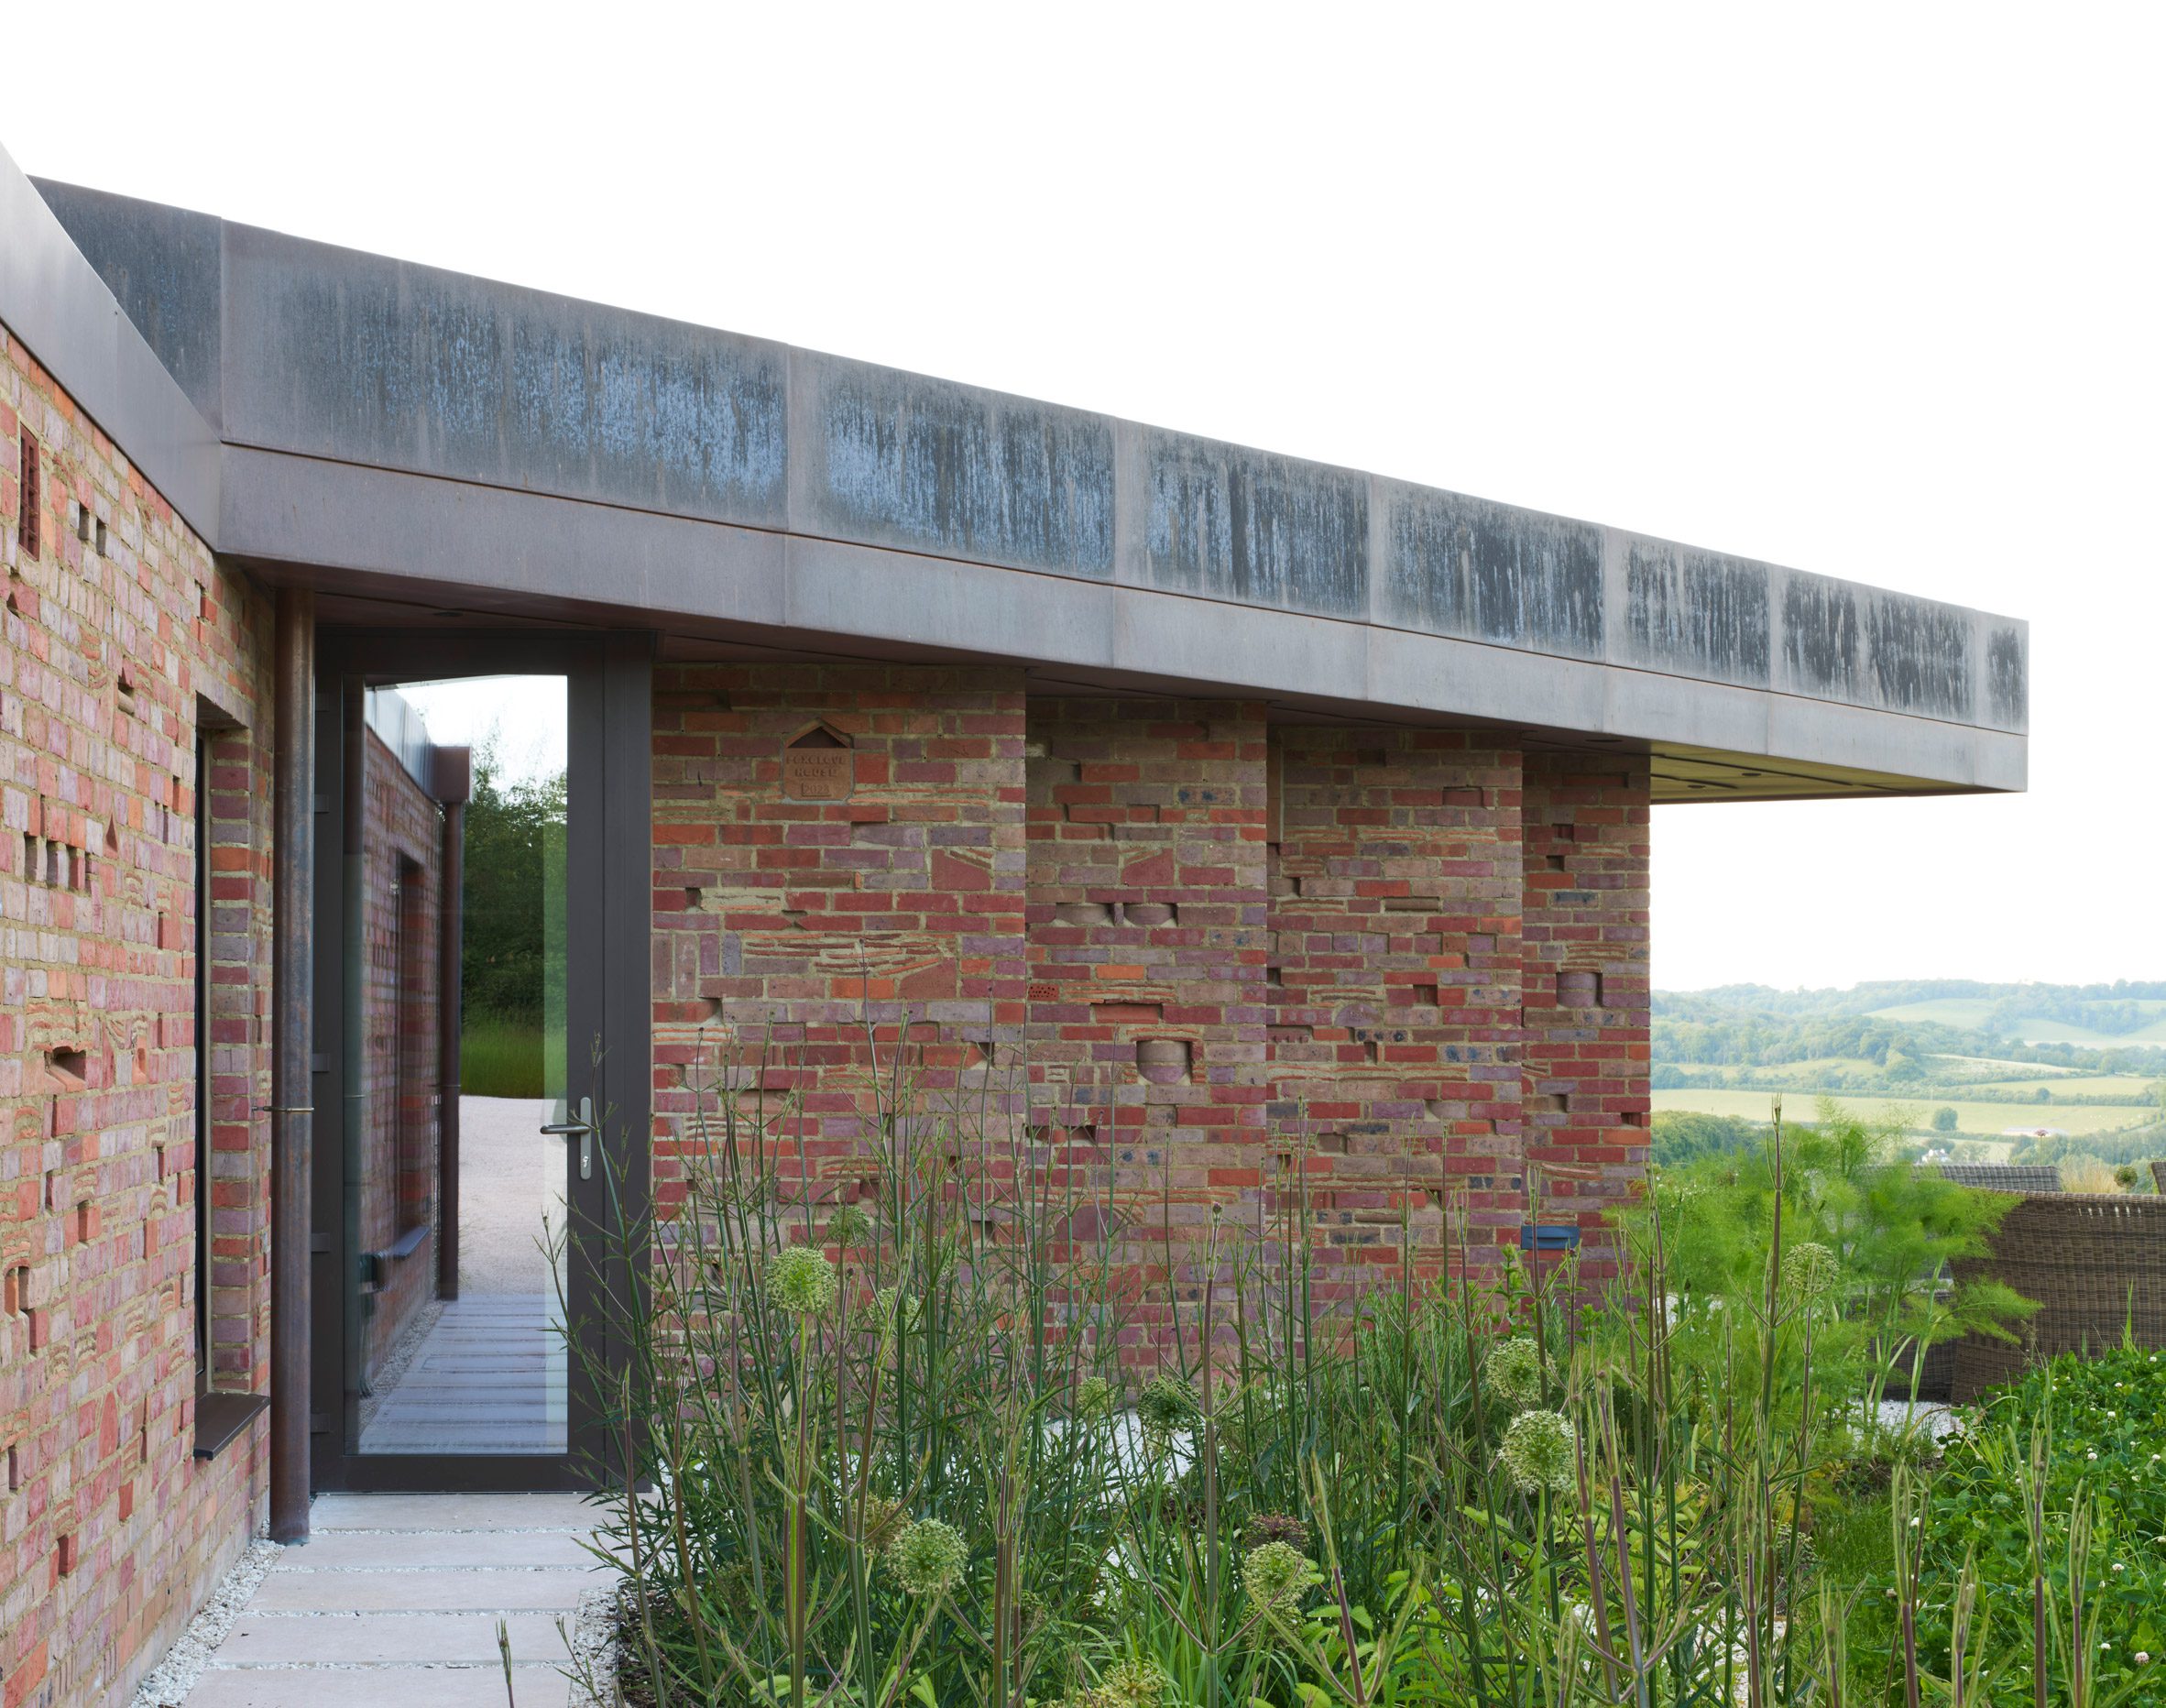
[[462, 746, 567, 1024], [1653, 991, 2166, 1081]]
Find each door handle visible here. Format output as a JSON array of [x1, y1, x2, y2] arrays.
[[540, 1095, 596, 1180]]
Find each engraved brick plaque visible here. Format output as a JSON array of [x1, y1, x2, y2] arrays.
[[783, 728, 853, 799]]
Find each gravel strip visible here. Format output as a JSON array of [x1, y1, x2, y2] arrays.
[[130, 1537, 279, 1707], [356, 1296, 445, 1437], [567, 1583, 624, 1706]]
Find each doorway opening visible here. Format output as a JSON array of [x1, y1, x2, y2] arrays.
[[350, 676, 570, 1457], [309, 630, 651, 1493]]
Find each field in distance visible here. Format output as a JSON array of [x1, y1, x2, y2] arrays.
[[1651, 1087, 2144, 1143], [1867, 994, 2166, 1045]]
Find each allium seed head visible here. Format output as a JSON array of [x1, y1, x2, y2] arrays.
[[1076, 1375, 1114, 1418], [886, 1517, 968, 1597], [1098, 1657, 1170, 1706], [767, 1246, 839, 1315], [1498, 1408, 1579, 1495], [1242, 1539, 1322, 1611], [1779, 1242, 1841, 1301], [1483, 1335, 1545, 1408], [1135, 1374, 1201, 1442]]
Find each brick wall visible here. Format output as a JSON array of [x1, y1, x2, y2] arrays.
[[0, 320, 275, 1708], [653, 668, 1653, 1352], [650, 664, 1653, 1352], [359, 728, 443, 1382], [1519, 751, 1652, 1282], [650, 663, 1028, 1221], [1023, 698, 1270, 1347], [1267, 729, 1528, 1292]]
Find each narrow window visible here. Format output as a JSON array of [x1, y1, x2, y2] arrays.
[[397, 857, 432, 1239], [16, 431, 37, 560], [194, 732, 210, 1377]]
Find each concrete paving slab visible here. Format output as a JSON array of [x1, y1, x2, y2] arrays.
[[308, 1493, 597, 1531], [213, 1611, 572, 1665], [279, 1530, 602, 1571], [188, 1667, 573, 1707], [251, 1568, 600, 1613]]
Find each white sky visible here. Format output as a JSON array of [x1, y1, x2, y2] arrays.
[[14, 4, 2161, 992], [395, 677, 566, 790]]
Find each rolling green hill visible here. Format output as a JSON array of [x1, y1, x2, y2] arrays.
[[1653, 980, 2166, 1175], [1867, 995, 2166, 1045]]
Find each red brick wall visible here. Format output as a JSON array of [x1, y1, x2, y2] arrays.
[[649, 663, 1654, 1348], [1, 320, 276, 1708], [1268, 729, 1527, 1292], [1023, 699, 1269, 1345], [1519, 751, 1652, 1282], [359, 728, 443, 1380], [650, 664, 1028, 1220]]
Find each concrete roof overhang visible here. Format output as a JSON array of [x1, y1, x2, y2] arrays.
[[2, 146, 2027, 805]]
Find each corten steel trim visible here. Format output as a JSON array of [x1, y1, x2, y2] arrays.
[[437, 797, 465, 1302], [269, 587, 315, 1543], [338, 678, 366, 1451]]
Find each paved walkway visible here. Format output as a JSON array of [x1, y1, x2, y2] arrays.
[[181, 1494, 603, 1706]]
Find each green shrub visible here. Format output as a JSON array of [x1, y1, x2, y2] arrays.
[[573, 1059, 2093, 1708], [1858, 1344, 2166, 1703]]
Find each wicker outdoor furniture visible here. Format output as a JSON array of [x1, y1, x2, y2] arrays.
[[1926, 1163, 2062, 1193], [1946, 1190, 2166, 1402]]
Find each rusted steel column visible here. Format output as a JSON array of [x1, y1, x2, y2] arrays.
[[270, 587, 316, 1543], [434, 749, 469, 1301]]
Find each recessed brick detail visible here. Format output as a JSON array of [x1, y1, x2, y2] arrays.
[[1268, 728, 1526, 1288], [650, 663, 1029, 1219], [1520, 752, 1652, 1282], [1023, 697, 1269, 1338], [0, 314, 276, 1703]]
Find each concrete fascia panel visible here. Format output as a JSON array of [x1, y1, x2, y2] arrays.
[[1764, 695, 2026, 793], [0, 148, 221, 542], [215, 450, 2013, 794], [786, 349, 1117, 581], [782, 533, 1117, 662], [1361, 621, 1608, 732], [32, 178, 226, 429], [217, 446, 787, 625], [23, 163, 2027, 780], [216, 220, 792, 530]]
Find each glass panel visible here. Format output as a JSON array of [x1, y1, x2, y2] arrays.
[[348, 674, 571, 1456]]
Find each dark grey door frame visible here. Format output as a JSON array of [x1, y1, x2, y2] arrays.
[[308, 629, 652, 1494]]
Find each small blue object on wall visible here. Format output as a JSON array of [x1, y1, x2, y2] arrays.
[[1520, 1224, 1582, 1252]]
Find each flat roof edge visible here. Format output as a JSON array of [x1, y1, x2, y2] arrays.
[[0, 150, 220, 542]]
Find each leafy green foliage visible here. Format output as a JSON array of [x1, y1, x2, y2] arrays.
[[461, 741, 565, 1025], [581, 1046, 2103, 1708], [1855, 1346, 2166, 1703], [1645, 1101, 2031, 1416], [1648, 1108, 1763, 1166]]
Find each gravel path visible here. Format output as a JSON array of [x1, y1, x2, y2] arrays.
[[457, 1096, 563, 1297]]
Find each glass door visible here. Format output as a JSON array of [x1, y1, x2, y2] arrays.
[[311, 632, 651, 1492]]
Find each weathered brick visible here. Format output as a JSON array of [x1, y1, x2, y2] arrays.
[[0, 315, 275, 1705]]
